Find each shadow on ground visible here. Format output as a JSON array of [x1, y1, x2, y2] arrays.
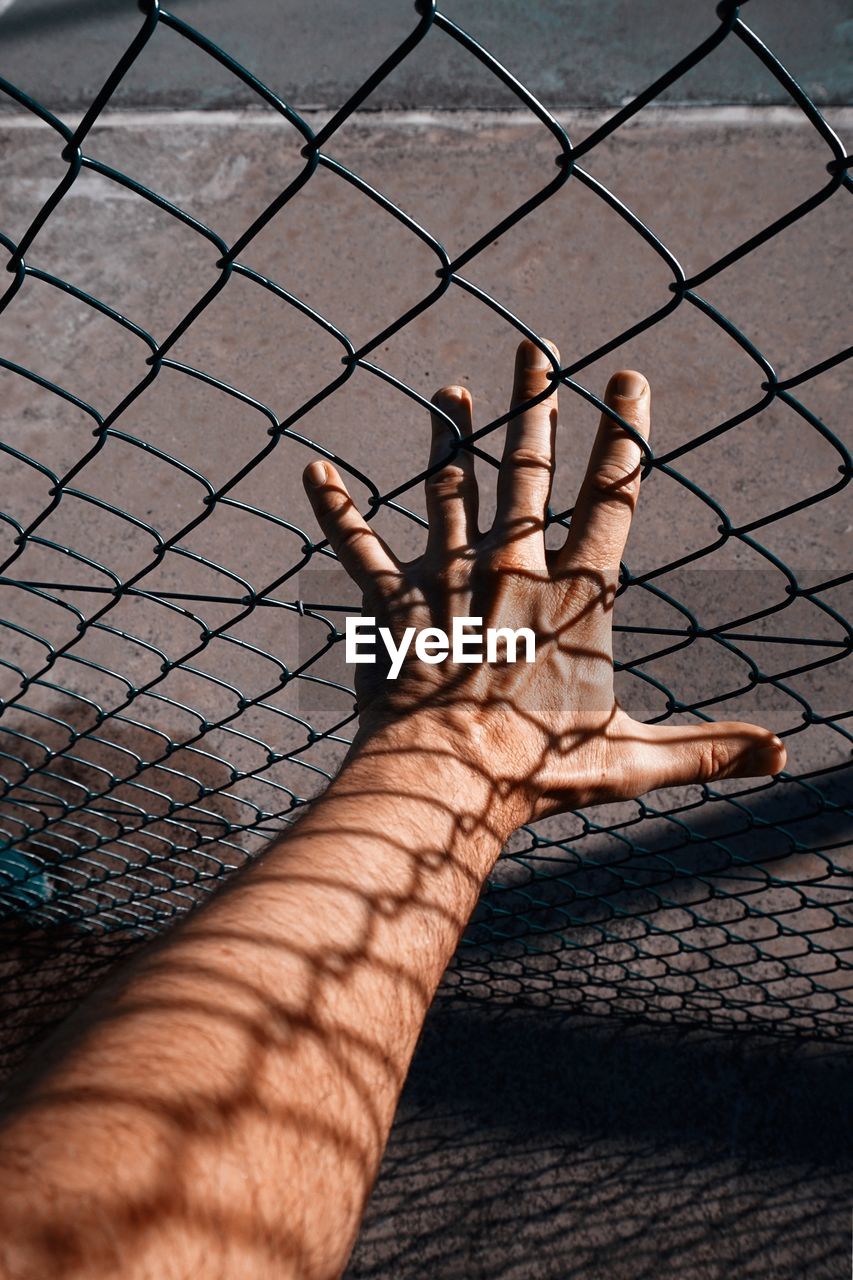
[[349, 1002, 853, 1279]]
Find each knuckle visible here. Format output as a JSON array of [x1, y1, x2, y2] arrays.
[[507, 446, 553, 473], [337, 523, 372, 551], [697, 737, 731, 783], [438, 560, 467, 587], [421, 559, 468, 594], [563, 566, 618, 608], [321, 490, 359, 525], [483, 544, 534, 575], [320, 486, 349, 513], [426, 466, 473, 500], [588, 459, 641, 500]]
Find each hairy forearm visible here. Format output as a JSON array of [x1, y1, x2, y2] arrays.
[[0, 715, 516, 1280]]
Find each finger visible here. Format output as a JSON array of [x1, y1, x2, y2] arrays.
[[303, 460, 398, 592], [557, 369, 649, 577], [623, 717, 786, 793], [425, 385, 479, 557], [492, 338, 560, 565]]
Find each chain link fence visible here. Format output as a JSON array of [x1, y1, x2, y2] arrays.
[[0, 0, 850, 1072]]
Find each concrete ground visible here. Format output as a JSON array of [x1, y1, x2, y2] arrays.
[[1, 0, 852, 115], [0, 1, 851, 1276]]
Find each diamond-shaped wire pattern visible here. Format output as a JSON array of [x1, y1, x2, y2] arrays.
[[0, 0, 850, 1070]]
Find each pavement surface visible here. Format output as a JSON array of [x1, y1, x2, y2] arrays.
[[0, 3, 851, 1277], [0, 0, 852, 117]]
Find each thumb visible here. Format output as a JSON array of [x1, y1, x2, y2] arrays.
[[625, 718, 786, 791]]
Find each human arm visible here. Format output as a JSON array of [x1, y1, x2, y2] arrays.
[[0, 342, 785, 1280]]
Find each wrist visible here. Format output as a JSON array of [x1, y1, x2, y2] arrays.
[[342, 706, 531, 846]]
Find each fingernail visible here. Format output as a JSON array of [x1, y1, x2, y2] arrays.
[[519, 338, 558, 371], [751, 734, 787, 776], [610, 370, 647, 399], [433, 384, 469, 411], [306, 460, 328, 486]]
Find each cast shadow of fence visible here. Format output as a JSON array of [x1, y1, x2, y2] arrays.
[[1, 700, 850, 1083], [446, 769, 853, 1038], [0, 694, 248, 1076], [350, 998, 853, 1278]]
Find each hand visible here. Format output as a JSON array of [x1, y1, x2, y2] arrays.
[[303, 340, 785, 824]]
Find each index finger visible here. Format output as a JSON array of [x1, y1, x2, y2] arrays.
[[303, 460, 399, 593]]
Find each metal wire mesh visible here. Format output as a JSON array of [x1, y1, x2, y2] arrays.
[[0, 0, 850, 1072]]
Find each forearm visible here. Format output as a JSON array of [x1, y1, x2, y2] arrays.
[[0, 714, 516, 1280]]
